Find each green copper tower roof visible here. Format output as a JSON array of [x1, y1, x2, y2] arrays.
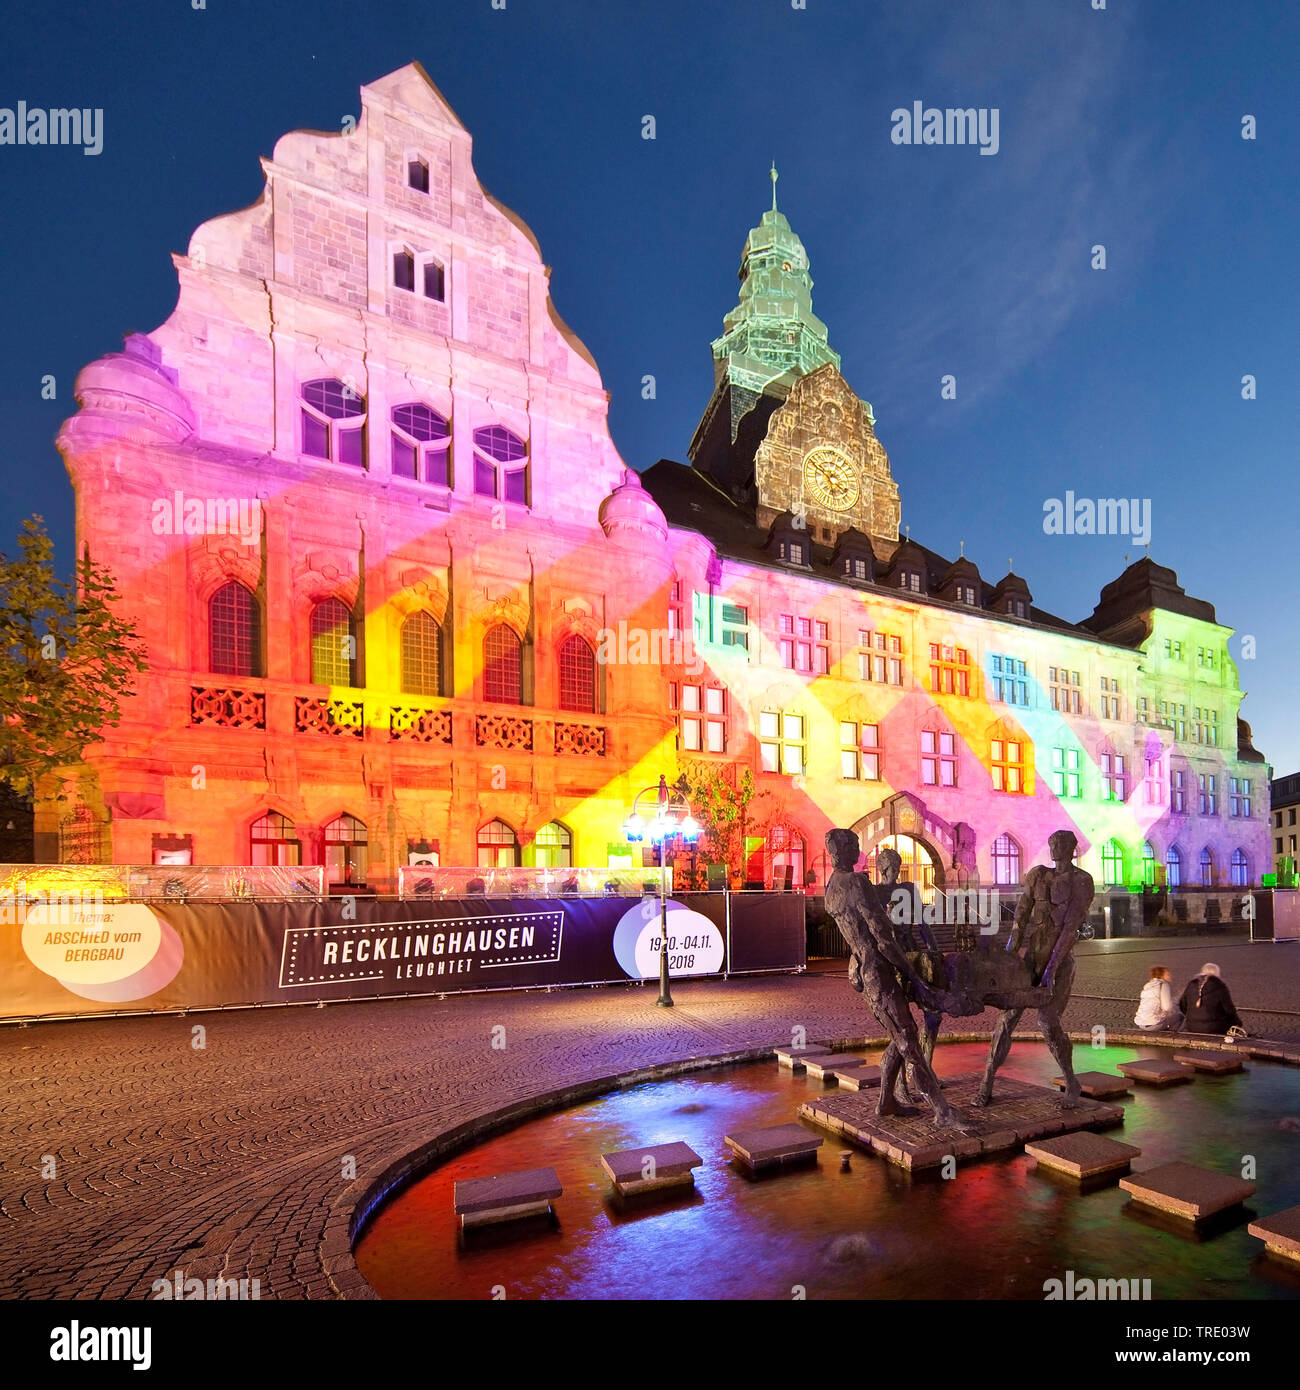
[[709, 166, 841, 395]]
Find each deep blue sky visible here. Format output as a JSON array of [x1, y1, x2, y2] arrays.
[[1, 1, 1296, 772]]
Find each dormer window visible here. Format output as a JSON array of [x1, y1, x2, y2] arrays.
[[779, 539, 805, 565], [957, 584, 977, 605], [899, 571, 922, 593], [408, 157, 429, 193], [844, 556, 869, 580]]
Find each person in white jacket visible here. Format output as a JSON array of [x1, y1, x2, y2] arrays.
[[1133, 965, 1181, 1030]]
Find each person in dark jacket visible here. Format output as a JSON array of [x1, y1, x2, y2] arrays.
[[1178, 963, 1245, 1036]]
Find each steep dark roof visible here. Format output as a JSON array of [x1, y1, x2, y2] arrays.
[[640, 458, 1082, 634], [1080, 556, 1217, 636]]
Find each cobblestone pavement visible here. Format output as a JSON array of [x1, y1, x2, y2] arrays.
[[2, 935, 1297, 1300]]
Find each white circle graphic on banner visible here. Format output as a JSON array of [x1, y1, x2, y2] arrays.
[[22, 901, 162, 984], [613, 899, 725, 979]]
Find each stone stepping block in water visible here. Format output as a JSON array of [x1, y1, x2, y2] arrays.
[[1025, 1132, 1142, 1180], [774, 1044, 836, 1070], [1055, 1071, 1131, 1099], [1117, 1059, 1194, 1087], [454, 1167, 562, 1228], [833, 1066, 883, 1091], [1119, 1162, 1256, 1221], [804, 1054, 871, 1081], [1248, 1206, 1300, 1265], [725, 1123, 823, 1172], [1174, 1051, 1245, 1075], [600, 1141, 703, 1197]]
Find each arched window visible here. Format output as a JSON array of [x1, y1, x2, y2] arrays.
[[477, 818, 520, 868], [1231, 848, 1249, 887], [324, 814, 367, 889], [483, 624, 522, 705], [251, 811, 300, 867], [1199, 847, 1214, 887], [1101, 839, 1124, 887], [472, 425, 528, 505], [400, 612, 442, 696], [1142, 841, 1157, 887], [301, 378, 365, 466], [210, 580, 261, 677], [558, 634, 596, 713], [992, 833, 1021, 886], [391, 404, 450, 485], [310, 598, 356, 686], [1165, 845, 1182, 888], [528, 821, 573, 868]]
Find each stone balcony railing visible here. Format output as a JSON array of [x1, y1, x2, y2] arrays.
[[188, 682, 606, 756]]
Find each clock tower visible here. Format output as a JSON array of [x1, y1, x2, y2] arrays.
[[689, 170, 901, 544], [753, 362, 900, 543]]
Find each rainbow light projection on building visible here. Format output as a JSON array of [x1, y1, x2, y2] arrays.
[[47, 64, 1269, 901]]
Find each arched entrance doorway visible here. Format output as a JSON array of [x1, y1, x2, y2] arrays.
[[863, 832, 941, 903]]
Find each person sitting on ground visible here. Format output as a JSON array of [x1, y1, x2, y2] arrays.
[[1178, 962, 1246, 1037], [1133, 965, 1181, 1031]]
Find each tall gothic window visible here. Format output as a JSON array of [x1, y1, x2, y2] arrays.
[[324, 814, 367, 889], [1101, 839, 1125, 887], [1165, 845, 1182, 888], [400, 612, 442, 697], [250, 811, 300, 867], [477, 818, 520, 868], [310, 598, 356, 686], [992, 833, 1021, 886], [210, 580, 261, 677], [558, 635, 596, 713], [483, 624, 522, 705]]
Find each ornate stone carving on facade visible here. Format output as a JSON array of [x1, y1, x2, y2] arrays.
[[192, 686, 266, 730], [554, 722, 606, 756]]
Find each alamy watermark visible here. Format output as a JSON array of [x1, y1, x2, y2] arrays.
[[596, 620, 704, 677], [887, 886, 999, 933], [0, 103, 103, 156], [891, 102, 999, 156], [1043, 492, 1151, 546], [151, 491, 262, 545], [1044, 1270, 1151, 1300]]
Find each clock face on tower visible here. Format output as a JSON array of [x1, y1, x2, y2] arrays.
[[801, 444, 859, 512]]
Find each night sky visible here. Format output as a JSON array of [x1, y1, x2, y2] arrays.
[[1, 0, 1295, 771]]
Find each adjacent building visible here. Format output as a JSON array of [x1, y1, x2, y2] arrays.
[[48, 64, 1271, 897]]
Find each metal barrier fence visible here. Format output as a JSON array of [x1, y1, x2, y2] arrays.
[[0, 864, 325, 902]]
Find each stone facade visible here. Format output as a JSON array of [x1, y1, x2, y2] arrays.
[[50, 63, 1272, 898]]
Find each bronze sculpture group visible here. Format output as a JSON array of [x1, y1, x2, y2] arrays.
[[824, 827, 1093, 1131]]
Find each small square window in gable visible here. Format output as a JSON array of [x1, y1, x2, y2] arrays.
[[407, 155, 430, 194]]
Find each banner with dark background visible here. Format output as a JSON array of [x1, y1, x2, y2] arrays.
[[1, 892, 804, 1020]]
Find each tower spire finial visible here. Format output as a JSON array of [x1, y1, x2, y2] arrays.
[[770, 161, 778, 212]]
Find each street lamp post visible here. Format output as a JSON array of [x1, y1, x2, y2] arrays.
[[622, 774, 700, 1007]]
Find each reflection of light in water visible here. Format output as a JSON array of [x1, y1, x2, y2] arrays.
[[354, 1042, 1300, 1301]]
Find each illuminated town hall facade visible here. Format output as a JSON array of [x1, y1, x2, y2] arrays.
[[52, 64, 1270, 896]]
